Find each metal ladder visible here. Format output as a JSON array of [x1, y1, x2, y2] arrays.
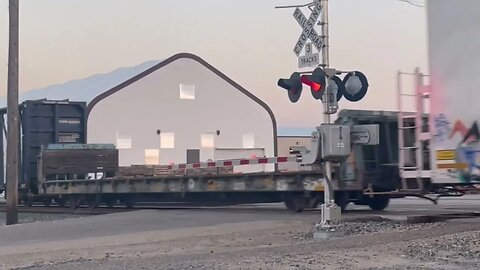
[[397, 68, 431, 192]]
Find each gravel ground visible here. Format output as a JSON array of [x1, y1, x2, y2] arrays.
[[399, 230, 480, 269], [1, 216, 477, 270], [294, 219, 446, 240]]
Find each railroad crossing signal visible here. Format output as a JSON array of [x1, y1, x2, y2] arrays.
[[277, 68, 368, 104], [275, 0, 371, 237]]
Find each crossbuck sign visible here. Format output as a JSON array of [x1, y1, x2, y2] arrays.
[[293, 0, 324, 68]]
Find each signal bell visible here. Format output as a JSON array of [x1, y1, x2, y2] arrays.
[[343, 71, 369, 102], [277, 72, 302, 103], [320, 76, 345, 102]]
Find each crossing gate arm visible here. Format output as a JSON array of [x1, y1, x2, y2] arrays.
[[167, 156, 298, 170]]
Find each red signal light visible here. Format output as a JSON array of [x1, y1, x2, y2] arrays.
[[301, 74, 323, 92], [311, 82, 322, 92]]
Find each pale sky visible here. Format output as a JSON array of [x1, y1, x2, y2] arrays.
[[0, 0, 428, 127]]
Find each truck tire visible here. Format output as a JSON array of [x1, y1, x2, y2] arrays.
[[367, 196, 390, 211]]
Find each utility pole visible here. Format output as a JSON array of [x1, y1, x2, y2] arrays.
[[316, 0, 342, 235], [321, 0, 329, 69], [6, 0, 20, 225]]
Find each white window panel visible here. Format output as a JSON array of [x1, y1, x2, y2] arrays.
[[242, 133, 255, 148], [179, 84, 195, 100], [201, 133, 215, 148], [145, 149, 159, 165], [115, 132, 132, 149], [160, 132, 175, 149]]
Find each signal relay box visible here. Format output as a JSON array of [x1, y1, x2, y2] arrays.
[[320, 124, 351, 160], [299, 123, 378, 165]]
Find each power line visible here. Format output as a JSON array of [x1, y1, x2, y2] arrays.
[[275, 1, 313, 9], [396, 0, 425, 8], [275, 0, 425, 8]]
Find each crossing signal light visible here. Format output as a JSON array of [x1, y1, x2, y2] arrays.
[[278, 72, 302, 103], [277, 69, 369, 103], [342, 71, 369, 102], [300, 67, 326, 100]]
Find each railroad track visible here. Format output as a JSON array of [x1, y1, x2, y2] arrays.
[[1, 204, 479, 226], [0, 204, 132, 215], [0, 202, 317, 215], [1, 196, 478, 217]]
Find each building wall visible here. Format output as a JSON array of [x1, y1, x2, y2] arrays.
[[427, 0, 480, 183], [87, 57, 275, 169], [277, 136, 311, 171]]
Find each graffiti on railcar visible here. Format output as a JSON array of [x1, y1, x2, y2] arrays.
[[433, 113, 451, 142], [433, 114, 480, 183], [451, 120, 480, 183]]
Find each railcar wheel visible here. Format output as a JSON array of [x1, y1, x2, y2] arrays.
[[122, 197, 135, 209], [367, 196, 390, 211], [67, 195, 81, 209], [21, 196, 33, 207], [284, 195, 307, 213], [55, 198, 66, 207], [335, 192, 350, 213], [308, 196, 322, 209], [106, 200, 115, 208], [42, 198, 52, 207], [103, 197, 116, 208], [125, 201, 134, 208], [86, 195, 100, 209]]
